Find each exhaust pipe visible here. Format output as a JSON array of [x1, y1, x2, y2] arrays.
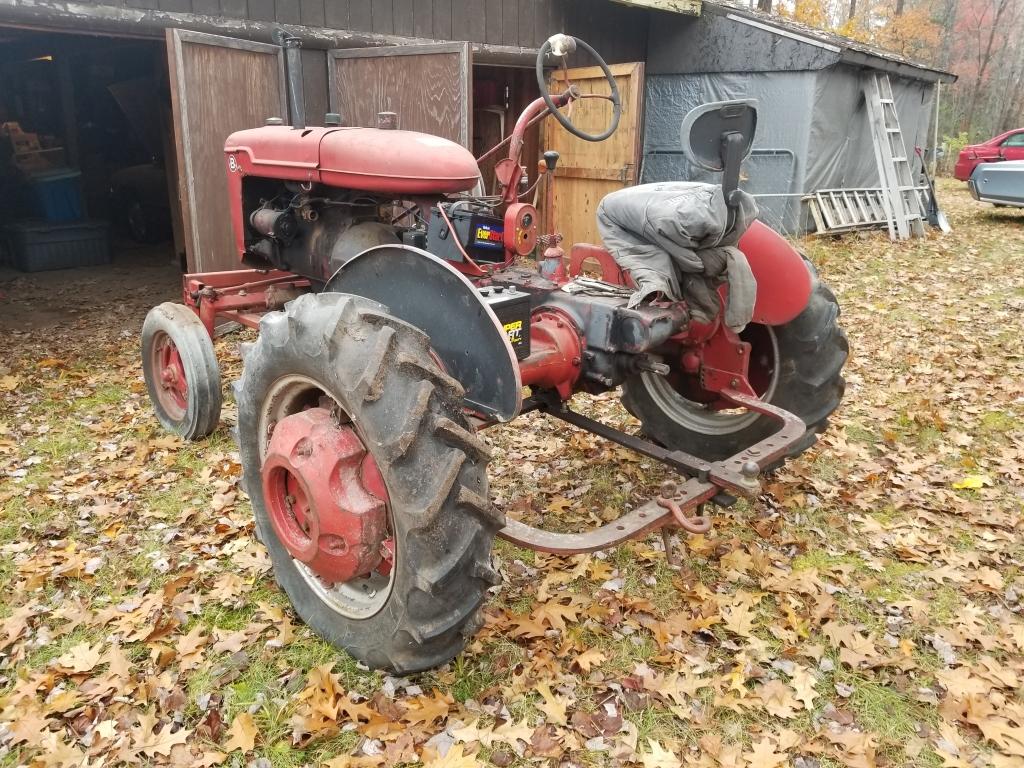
[[273, 29, 306, 130]]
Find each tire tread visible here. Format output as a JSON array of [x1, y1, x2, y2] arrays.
[[236, 293, 500, 673]]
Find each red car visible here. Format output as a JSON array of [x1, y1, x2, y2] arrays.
[[955, 128, 1024, 180]]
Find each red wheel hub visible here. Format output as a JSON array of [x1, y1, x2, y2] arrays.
[[155, 334, 188, 413], [261, 407, 389, 584]]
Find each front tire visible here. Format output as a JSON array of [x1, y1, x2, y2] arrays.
[[141, 302, 222, 440], [237, 293, 503, 673], [621, 273, 847, 463]]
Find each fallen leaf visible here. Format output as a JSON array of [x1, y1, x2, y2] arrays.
[[641, 739, 680, 768], [223, 712, 257, 753]]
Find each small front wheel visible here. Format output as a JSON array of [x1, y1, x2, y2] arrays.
[[141, 302, 222, 440]]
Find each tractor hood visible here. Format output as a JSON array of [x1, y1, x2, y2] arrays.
[[224, 125, 480, 194]]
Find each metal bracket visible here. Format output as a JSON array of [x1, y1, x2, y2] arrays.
[[495, 389, 806, 556], [708, 388, 807, 497]]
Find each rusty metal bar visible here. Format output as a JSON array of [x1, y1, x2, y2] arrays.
[[497, 477, 718, 554], [537, 399, 715, 479], [707, 388, 807, 497], [496, 390, 807, 556]]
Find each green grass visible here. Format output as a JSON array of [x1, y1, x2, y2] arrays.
[[71, 382, 133, 411], [844, 422, 880, 445], [792, 550, 865, 574], [23, 625, 109, 670], [628, 704, 694, 745], [979, 410, 1019, 435], [837, 669, 940, 767]]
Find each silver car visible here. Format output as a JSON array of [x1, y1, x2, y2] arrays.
[[969, 160, 1024, 207]]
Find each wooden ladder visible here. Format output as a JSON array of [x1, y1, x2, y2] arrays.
[[863, 72, 925, 240]]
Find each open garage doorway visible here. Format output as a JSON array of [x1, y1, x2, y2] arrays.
[[0, 27, 181, 333]]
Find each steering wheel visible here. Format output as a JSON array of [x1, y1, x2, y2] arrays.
[[536, 35, 621, 143]]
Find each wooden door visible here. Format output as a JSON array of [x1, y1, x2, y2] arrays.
[[543, 62, 645, 249], [167, 30, 287, 272], [327, 43, 472, 148]]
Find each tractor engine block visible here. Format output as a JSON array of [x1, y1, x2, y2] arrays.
[[242, 180, 406, 284]]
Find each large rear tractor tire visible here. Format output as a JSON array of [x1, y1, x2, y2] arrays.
[[236, 293, 503, 673], [142, 302, 222, 440], [621, 271, 847, 463]]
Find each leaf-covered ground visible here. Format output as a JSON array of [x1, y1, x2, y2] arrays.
[[1, 180, 1022, 768]]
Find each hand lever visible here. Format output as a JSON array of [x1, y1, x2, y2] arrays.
[[720, 131, 744, 208]]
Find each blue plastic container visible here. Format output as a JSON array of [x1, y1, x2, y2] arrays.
[[4, 220, 110, 272], [28, 168, 83, 221]]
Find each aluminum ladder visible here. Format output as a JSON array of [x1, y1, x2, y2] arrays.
[[863, 72, 925, 240], [805, 188, 891, 233]]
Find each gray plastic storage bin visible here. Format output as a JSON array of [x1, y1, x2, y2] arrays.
[[4, 220, 111, 272]]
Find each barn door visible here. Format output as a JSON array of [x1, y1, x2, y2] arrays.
[[167, 30, 287, 272], [327, 43, 472, 147], [543, 62, 645, 249]]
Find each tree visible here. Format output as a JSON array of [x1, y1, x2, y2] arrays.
[[764, 0, 1024, 143], [954, 0, 1022, 134]]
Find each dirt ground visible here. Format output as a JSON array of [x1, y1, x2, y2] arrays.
[[0, 180, 1022, 768], [0, 240, 179, 334]]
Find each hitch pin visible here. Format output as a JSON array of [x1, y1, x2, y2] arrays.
[[657, 480, 712, 535]]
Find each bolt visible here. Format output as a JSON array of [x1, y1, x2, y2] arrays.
[[572, 356, 581, 366], [740, 461, 759, 479], [737, 347, 744, 355], [730, 378, 739, 387]]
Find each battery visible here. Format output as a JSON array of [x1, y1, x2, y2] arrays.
[[426, 204, 507, 264], [478, 285, 531, 360]]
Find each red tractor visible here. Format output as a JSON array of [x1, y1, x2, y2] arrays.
[[142, 34, 846, 672]]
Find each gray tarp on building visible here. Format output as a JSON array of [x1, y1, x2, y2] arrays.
[[638, 2, 950, 236], [641, 70, 814, 234], [640, 66, 935, 234]]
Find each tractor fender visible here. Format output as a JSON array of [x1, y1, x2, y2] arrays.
[[738, 220, 813, 326], [324, 245, 522, 421]]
